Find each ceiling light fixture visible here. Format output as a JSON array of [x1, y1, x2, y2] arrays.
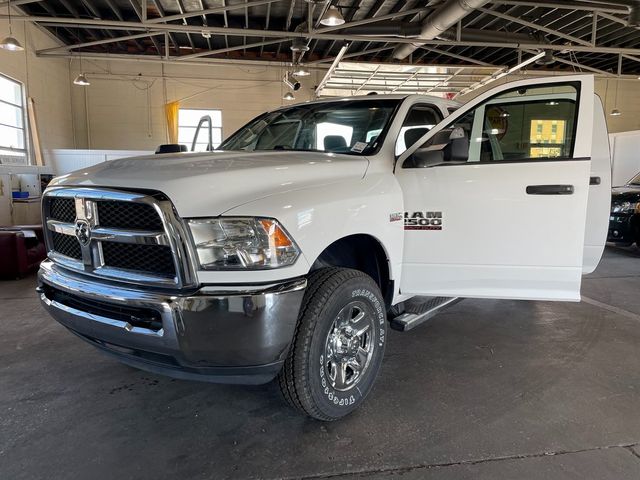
[[73, 73, 90, 86], [610, 77, 621, 116], [293, 65, 311, 77], [320, 5, 345, 26], [283, 91, 295, 101], [0, 1, 24, 52], [73, 56, 90, 86], [283, 72, 301, 91]]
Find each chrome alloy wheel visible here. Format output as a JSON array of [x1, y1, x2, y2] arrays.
[[323, 301, 376, 392]]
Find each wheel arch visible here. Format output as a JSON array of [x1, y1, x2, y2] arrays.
[[308, 234, 394, 307]]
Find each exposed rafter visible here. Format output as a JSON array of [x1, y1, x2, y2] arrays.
[[6, 0, 640, 75]]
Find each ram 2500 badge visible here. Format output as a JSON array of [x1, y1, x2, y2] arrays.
[[38, 75, 611, 421]]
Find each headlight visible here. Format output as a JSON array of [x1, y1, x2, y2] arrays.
[[188, 217, 300, 270]]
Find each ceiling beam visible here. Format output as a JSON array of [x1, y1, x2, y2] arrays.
[[418, 46, 495, 66], [148, 0, 180, 54], [38, 32, 166, 54], [145, 0, 279, 24], [307, 46, 395, 65], [11, 14, 640, 56], [477, 7, 594, 47], [172, 0, 196, 51], [523, 49, 616, 75], [177, 38, 288, 60], [488, 1, 629, 14], [128, 0, 163, 55]]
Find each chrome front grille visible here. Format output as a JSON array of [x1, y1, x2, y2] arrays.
[[42, 187, 196, 288]]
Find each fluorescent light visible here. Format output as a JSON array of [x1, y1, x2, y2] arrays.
[[320, 6, 345, 26]]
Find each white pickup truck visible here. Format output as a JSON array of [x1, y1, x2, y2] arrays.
[[38, 75, 611, 421]]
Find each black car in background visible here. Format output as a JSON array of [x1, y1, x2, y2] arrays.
[[608, 173, 640, 246]]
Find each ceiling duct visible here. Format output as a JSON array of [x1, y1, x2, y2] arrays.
[[339, 21, 423, 36], [336, 23, 542, 44], [392, 0, 492, 60]]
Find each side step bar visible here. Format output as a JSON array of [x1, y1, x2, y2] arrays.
[[390, 297, 461, 332]]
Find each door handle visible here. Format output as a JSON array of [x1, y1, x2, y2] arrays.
[[526, 184, 574, 195]]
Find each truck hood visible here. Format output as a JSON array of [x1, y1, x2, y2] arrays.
[[50, 150, 368, 216]]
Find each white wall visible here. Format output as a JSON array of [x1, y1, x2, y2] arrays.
[[70, 59, 321, 151], [0, 14, 75, 164]]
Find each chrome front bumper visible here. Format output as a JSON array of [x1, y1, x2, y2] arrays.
[[38, 260, 306, 384]]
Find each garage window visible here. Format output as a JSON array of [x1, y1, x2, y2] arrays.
[[178, 109, 222, 152], [0, 74, 28, 164]]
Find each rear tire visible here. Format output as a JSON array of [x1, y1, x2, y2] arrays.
[[278, 268, 387, 421]]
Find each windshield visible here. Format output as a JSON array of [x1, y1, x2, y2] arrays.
[[218, 99, 400, 155], [630, 173, 640, 185]]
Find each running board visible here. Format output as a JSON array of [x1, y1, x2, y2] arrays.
[[390, 297, 461, 332]]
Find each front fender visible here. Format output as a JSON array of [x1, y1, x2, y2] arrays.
[[194, 172, 404, 286]]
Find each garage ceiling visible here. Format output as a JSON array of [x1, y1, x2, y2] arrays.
[[5, 0, 640, 76]]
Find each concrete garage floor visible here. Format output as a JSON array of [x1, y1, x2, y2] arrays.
[[2, 248, 640, 480]]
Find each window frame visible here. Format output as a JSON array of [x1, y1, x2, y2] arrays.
[[0, 73, 29, 164], [402, 81, 583, 169]]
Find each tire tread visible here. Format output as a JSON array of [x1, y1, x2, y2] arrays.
[[278, 267, 378, 421]]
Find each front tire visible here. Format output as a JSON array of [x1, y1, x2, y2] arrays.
[[278, 268, 387, 421]]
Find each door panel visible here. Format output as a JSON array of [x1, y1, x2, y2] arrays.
[[396, 75, 595, 301]]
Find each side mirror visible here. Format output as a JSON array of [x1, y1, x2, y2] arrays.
[[403, 126, 469, 168], [403, 145, 446, 168]]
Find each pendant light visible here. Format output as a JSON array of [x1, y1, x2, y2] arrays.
[[320, 6, 345, 26], [292, 65, 310, 77], [283, 91, 295, 101], [73, 55, 91, 86], [0, 0, 24, 52], [610, 77, 622, 116]]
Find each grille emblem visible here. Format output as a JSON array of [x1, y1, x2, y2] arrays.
[[74, 220, 91, 246]]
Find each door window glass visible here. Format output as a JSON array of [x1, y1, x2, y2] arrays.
[[405, 83, 579, 167]]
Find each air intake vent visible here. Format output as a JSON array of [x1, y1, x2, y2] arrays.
[[50, 198, 76, 223], [52, 231, 82, 260], [102, 242, 175, 277], [96, 201, 164, 231]]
